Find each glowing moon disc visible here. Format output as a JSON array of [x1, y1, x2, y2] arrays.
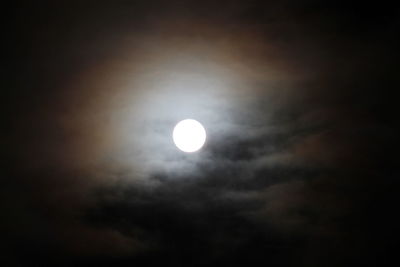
[[173, 119, 206, 152]]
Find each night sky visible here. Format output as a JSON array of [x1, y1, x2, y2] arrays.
[[4, 1, 399, 266]]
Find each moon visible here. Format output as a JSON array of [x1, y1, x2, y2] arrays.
[[173, 119, 206, 152]]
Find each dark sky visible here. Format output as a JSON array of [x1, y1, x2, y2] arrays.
[[4, 1, 399, 266]]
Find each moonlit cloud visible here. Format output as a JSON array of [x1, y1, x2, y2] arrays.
[[5, 1, 398, 266]]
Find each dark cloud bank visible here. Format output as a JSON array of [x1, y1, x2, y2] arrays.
[[4, 1, 399, 266]]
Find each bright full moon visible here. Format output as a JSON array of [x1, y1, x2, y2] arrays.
[[173, 119, 206, 153]]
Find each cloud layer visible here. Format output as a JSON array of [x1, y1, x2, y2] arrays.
[[4, 1, 398, 266]]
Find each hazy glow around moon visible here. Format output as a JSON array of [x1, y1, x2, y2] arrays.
[[173, 119, 206, 152]]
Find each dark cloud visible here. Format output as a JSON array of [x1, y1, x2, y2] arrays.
[[4, 1, 399, 266]]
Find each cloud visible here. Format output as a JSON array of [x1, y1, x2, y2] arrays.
[[5, 1, 398, 266]]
